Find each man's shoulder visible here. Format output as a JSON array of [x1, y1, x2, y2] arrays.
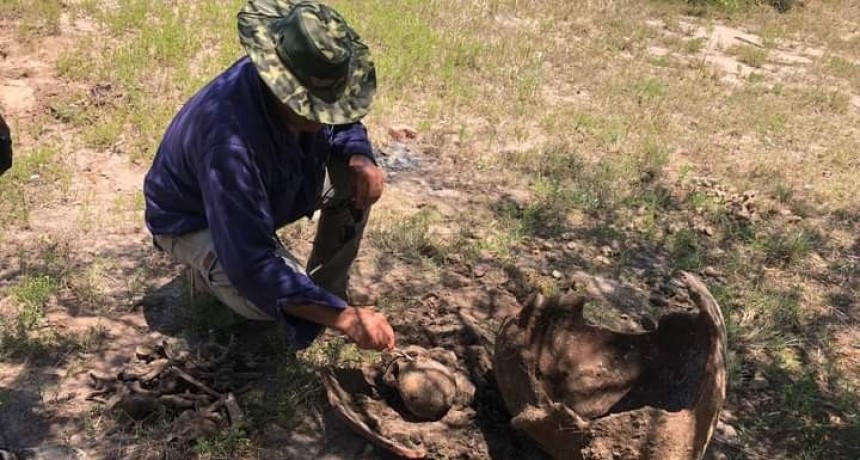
[[163, 57, 261, 149], [181, 57, 255, 118]]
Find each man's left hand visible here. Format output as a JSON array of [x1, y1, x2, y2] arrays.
[[348, 154, 384, 210]]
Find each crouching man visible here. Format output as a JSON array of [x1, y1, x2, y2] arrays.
[[143, 0, 395, 351]]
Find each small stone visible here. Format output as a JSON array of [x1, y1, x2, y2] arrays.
[[717, 420, 739, 441], [388, 125, 419, 142], [442, 273, 470, 289], [68, 433, 85, 446], [171, 350, 191, 364], [749, 371, 769, 390], [88, 370, 115, 387], [147, 332, 163, 341], [703, 266, 721, 277], [595, 255, 611, 265], [600, 245, 613, 256], [473, 263, 491, 278], [694, 223, 715, 237], [561, 232, 575, 240], [135, 345, 156, 360], [551, 270, 562, 279], [541, 241, 554, 250]]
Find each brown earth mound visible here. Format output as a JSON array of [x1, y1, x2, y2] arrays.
[[493, 272, 727, 460]]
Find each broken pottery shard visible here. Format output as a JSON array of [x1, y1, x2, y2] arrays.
[[140, 359, 170, 382], [159, 394, 196, 410], [388, 125, 419, 142], [135, 344, 158, 360], [494, 272, 727, 460], [87, 370, 116, 388], [321, 346, 479, 459]]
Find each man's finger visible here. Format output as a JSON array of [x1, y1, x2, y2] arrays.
[[384, 323, 395, 350]]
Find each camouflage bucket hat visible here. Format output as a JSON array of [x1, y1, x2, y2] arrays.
[[238, 0, 376, 125]]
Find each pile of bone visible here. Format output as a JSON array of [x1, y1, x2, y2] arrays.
[[86, 337, 260, 442]]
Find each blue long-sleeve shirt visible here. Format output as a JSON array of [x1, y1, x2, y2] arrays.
[[143, 56, 373, 348]]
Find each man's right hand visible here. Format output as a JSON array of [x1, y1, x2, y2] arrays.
[[285, 303, 396, 351], [334, 306, 396, 351]]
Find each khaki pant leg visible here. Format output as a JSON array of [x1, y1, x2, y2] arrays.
[[154, 230, 305, 321], [306, 155, 369, 301]]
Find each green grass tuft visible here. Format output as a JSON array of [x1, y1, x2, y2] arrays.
[[727, 44, 769, 68], [756, 229, 818, 266], [372, 207, 447, 262]]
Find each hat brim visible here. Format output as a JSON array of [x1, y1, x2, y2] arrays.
[[238, 5, 376, 125]]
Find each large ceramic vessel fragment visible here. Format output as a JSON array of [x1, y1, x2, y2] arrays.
[[493, 272, 727, 460]]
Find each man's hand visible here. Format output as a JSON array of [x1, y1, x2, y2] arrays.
[[334, 306, 396, 351], [284, 304, 396, 351], [348, 155, 384, 211]]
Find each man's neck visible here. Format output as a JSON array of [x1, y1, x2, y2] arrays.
[[259, 78, 299, 136]]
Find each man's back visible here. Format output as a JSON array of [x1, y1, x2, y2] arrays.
[[144, 56, 327, 238]]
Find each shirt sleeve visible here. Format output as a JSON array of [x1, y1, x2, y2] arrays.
[[197, 137, 347, 348], [0, 113, 12, 176], [328, 122, 375, 163]]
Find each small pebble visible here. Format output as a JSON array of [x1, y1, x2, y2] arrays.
[[749, 371, 769, 390], [703, 266, 721, 277], [473, 263, 491, 278], [551, 270, 562, 279], [717, 420, 739, 440]]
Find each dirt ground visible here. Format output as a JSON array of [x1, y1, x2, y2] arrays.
[[1, 2, 858, 460]]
